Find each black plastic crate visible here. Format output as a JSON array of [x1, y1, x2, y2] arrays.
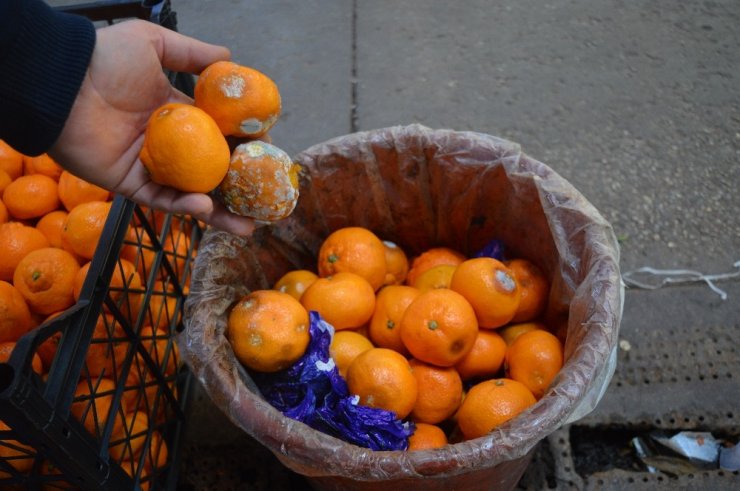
[[0, 2, 199, 489]]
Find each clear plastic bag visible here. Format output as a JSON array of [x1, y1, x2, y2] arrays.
[[181, 125, 623, 490]]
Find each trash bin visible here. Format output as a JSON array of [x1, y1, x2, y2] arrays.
[[182, 125, 623, 490]]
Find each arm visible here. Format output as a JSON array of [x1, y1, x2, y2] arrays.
[[0, 1, 255, 235]]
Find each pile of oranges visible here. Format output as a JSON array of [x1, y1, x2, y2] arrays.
[[226, 226, 565, 451], [0, 140, 184, 485]]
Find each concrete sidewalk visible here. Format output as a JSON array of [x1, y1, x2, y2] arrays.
[[172, 0, 740, 489]]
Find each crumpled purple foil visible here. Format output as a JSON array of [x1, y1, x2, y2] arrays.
[[252, 311, 414, 451], [473, 238, 506, 261]]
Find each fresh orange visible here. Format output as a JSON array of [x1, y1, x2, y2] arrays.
[[449, 257, 521, 329], [273, 269, 318, 301], [329, 330, 374, 379], [454, 330, 507, 381], [227, 290, 310, 372], [317, 227, 387, 291], [499, 322, 544, 346], [399, 288, 478, 367], [506, 258, 549, 323], [0, 200, 7, 224], [146, 280, 180, 331], [61, 200, 112, 260], [0, 140, 24, 180], [109, 411, 149, 463], [300, 271, 376, 330], [0, 341, 42, 374], [0, 420, 35, 477], [23, 154, 63, 180], [194, 60, 281, 138], [139, 325, 179, 377], [407, 423, 448, 451], [408, 359, 463, 424], [455, 378, 536, 440], [382, 240, 409, 286], [161, 227, 191, 279], [345, 347, 418, 419], [57, 170, 110, 211], [141, 430, 169, 481], [0, 281, 33, 343], [107, 258, 143, 322], [410, 264, 457, 293], [35, 210, 69, 249], [12, 247, 79, 315], [368, 285, 420, 357], [36, 312, 62, 371], [505, 329, 563, 399], [2, 174, 60, 220], [213, 140, 300, 221], [71, 378, 126, 437], [139, 102, 230, 193], [83, 314, 126, 379], [0, 170, 11, 195], [405, 247, 466, 287]]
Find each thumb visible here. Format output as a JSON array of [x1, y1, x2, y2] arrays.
[[148, 23, 230, 74]]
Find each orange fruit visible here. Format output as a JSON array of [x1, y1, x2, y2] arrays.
[[0, 420, 35, 477], [227, 290, 310, 372], [71, 378, 126, 438], [345, 347, 418, 419], [368, 285, 420, 357], [139, 102, 230, 193], [57, 170, 110, 211], [35, 210, 69, 249], [499, 322, 544, 346], [0, 170, 11, 195], [213, 140, 300, 221], [0, 140, 24, 180], [0, 200, 7, 224], [449, 257, 521, 329], [2, 174, 60, 220], [300, 271, 376, 330], [36, 312, 62, 371], [405, 247, 466, 287], [194, 60, 281, 138], [23, 154, 63, 180], [273, 269, 318, 301], [455, 378, 536, 440], [317, 227, 387, 291], [410, 264, 457, 293], [454, 330, 507, 381], [146, 280, 180, 331], [407, 423, 448, 451], [329, 330, 374, 379], [382, 240, 409, 286], [139, 325, 178, 377], [0, 280, 33, 343], [409, 359, 463, 424], [399, 288, 478, 367], [505, 329, 563, 399], [109, 411, 149, 463], [505, 258, 549, 323], [107, 258, 143, 322], [0, 341, 43, 374], [61, 200, 112, 260], [83, 314, 126, 379], [12, 247, 80, 315], [0, 222, 48, 282]]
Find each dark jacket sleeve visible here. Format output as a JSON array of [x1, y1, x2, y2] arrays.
[[0, 0, 96, 156]]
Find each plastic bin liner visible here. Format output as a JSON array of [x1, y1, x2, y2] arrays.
[[180, 125, 623, 490]]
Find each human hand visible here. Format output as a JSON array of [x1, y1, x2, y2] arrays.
[[49, 20, 255, 236]]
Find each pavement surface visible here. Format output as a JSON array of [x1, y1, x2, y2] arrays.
[[133, 0, 740, 489]]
